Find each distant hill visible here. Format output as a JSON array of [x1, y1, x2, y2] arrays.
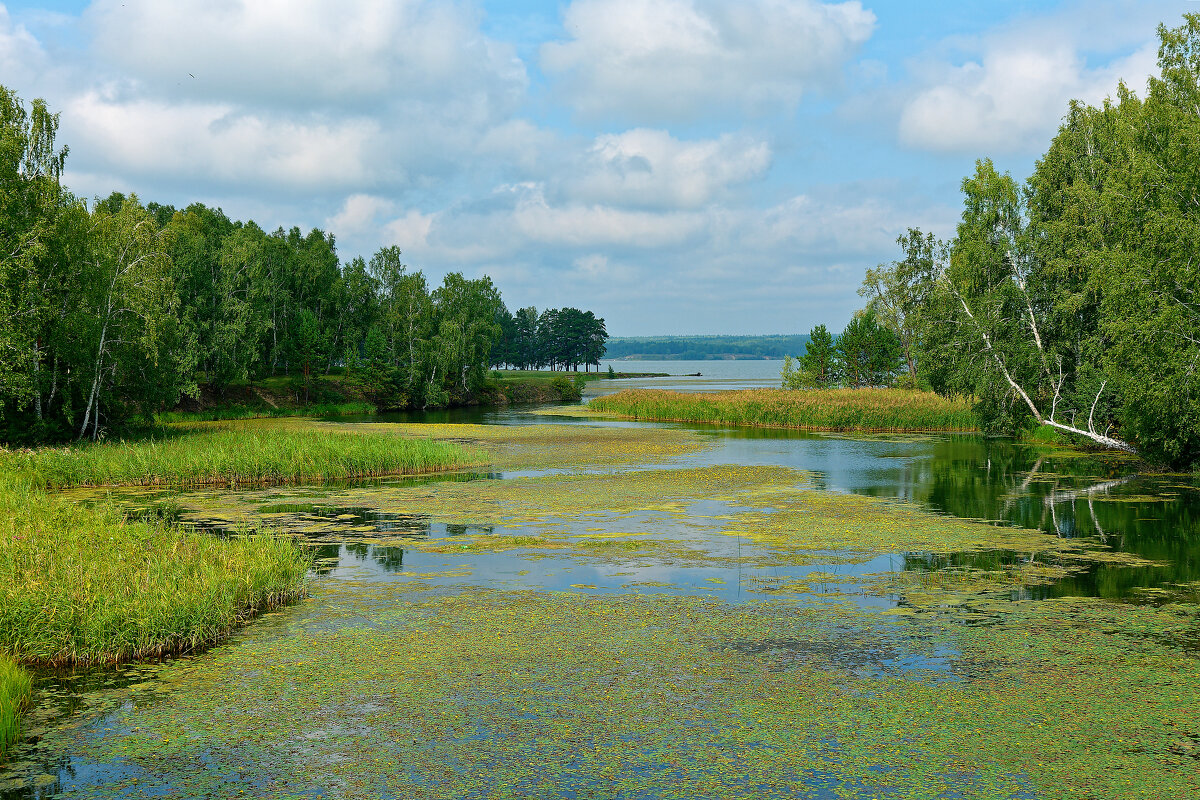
[[604, 335, 810, 360]]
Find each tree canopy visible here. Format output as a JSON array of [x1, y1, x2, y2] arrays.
[[850, 15, 1200, 466], [0, 86, 608, 439]]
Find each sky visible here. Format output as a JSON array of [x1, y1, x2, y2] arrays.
[[0, 0, 1192, 335]]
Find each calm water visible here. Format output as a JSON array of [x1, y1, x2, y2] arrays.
[[591, 358, 784, 394]]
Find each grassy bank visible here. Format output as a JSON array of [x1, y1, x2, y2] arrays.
[[0, 654, 31, 762], [6, 425, 486, 489], [588, 387, 977, 432], [0, 478, 311, 667]]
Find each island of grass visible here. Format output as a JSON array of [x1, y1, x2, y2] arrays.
[[587, 387, 977, 432], [0, 420, 489, 760]]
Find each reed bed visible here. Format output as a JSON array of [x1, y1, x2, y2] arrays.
[[7, 427, 485, 489], [588, 388, 977, 432], [0, 654, 31, 762], [0, 478, 312, 666]]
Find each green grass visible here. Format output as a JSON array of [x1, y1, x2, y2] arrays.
[[588, 387, 977, 432], [0, 477, 312, 667], [5, 424, 487, 489], [0, 654, 31, 762]]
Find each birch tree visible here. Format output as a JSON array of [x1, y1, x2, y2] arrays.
[[74, 196, 177, 439]]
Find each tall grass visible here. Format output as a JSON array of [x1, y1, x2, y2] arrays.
[[0, 654, 31, 762], [589, 388, 977, 432], [0, 476, 311, 666], [6, 426, 486, 489]]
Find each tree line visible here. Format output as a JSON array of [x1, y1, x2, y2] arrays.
[[795, 16, 1200, 466], [0, 85, 607, 441], [782, 313, 906, 391], [606, 335, 812, 360], [491, 306, 608, 371]]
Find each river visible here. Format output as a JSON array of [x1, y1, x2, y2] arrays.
[[2, 379, 1198, 799]]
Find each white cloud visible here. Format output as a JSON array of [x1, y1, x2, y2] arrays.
[[383, 209, 434, 250], [328, 194, 395, 237], [899, 27, 1159, 154], [85, 0, 526, 115], [567, 129, 771, 208], [541, 0, 875, 122], [64, 91, 383, 190], [0, 5, 46, 86], [512, 184, 707, 248]]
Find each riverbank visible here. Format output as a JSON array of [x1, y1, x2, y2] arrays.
[[157, 371, 668, 424], [0, 420, 489, 757], [0, 479, 312, 669], [588, 387, 977, 432]]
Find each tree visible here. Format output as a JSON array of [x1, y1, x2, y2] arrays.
[[799, 324, 838, 388], [837, 310, 902, 388], [512, 306, 539, 370], [429, 273, 503, 401], [0, 85, 71, 420], [73, 196, 179, 438], [859, 229, 940, 383]]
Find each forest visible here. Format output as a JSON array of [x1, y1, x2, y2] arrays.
[[820, 16, 1200, 467], [0, 87, 607, 442]]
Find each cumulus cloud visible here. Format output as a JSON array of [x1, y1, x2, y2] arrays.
[[566, 129, 771, 209], [541, 0, 875, 122], [22, 1, 539, 201], [0, 5, 46, 86], [65, 91, 384, 190], [85, 0, 526, 114], [899, 26, 1159, 154], [328, 194, 396, 237]]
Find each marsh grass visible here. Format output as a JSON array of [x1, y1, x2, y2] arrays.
[[589, 387, 977, 432], [0, 654, 31, 761], [6, 426, 485, 489], [0, 477, 311, 666]]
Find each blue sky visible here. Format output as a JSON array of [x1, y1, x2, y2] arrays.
[[0, 0, 1190, 335]]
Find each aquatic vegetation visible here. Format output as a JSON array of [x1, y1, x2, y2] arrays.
[[0, 479, 311, 666], [4, 420, 1195, 798], [20, 585, 1200, 799], [327, 418, 712, 471], [0, 655, 30, 762], [590, 387, 977, 431], [3, 425, 485, 488]]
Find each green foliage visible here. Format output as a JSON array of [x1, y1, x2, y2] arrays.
[[867, 16, 1200, 464], [837, 309, 903, 388], [779, 355, 817, 390], [859, 229, 940, 382], [549, 374, 583, 402], [0, 654, 30, 762], [800, 324, 838, 387]]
